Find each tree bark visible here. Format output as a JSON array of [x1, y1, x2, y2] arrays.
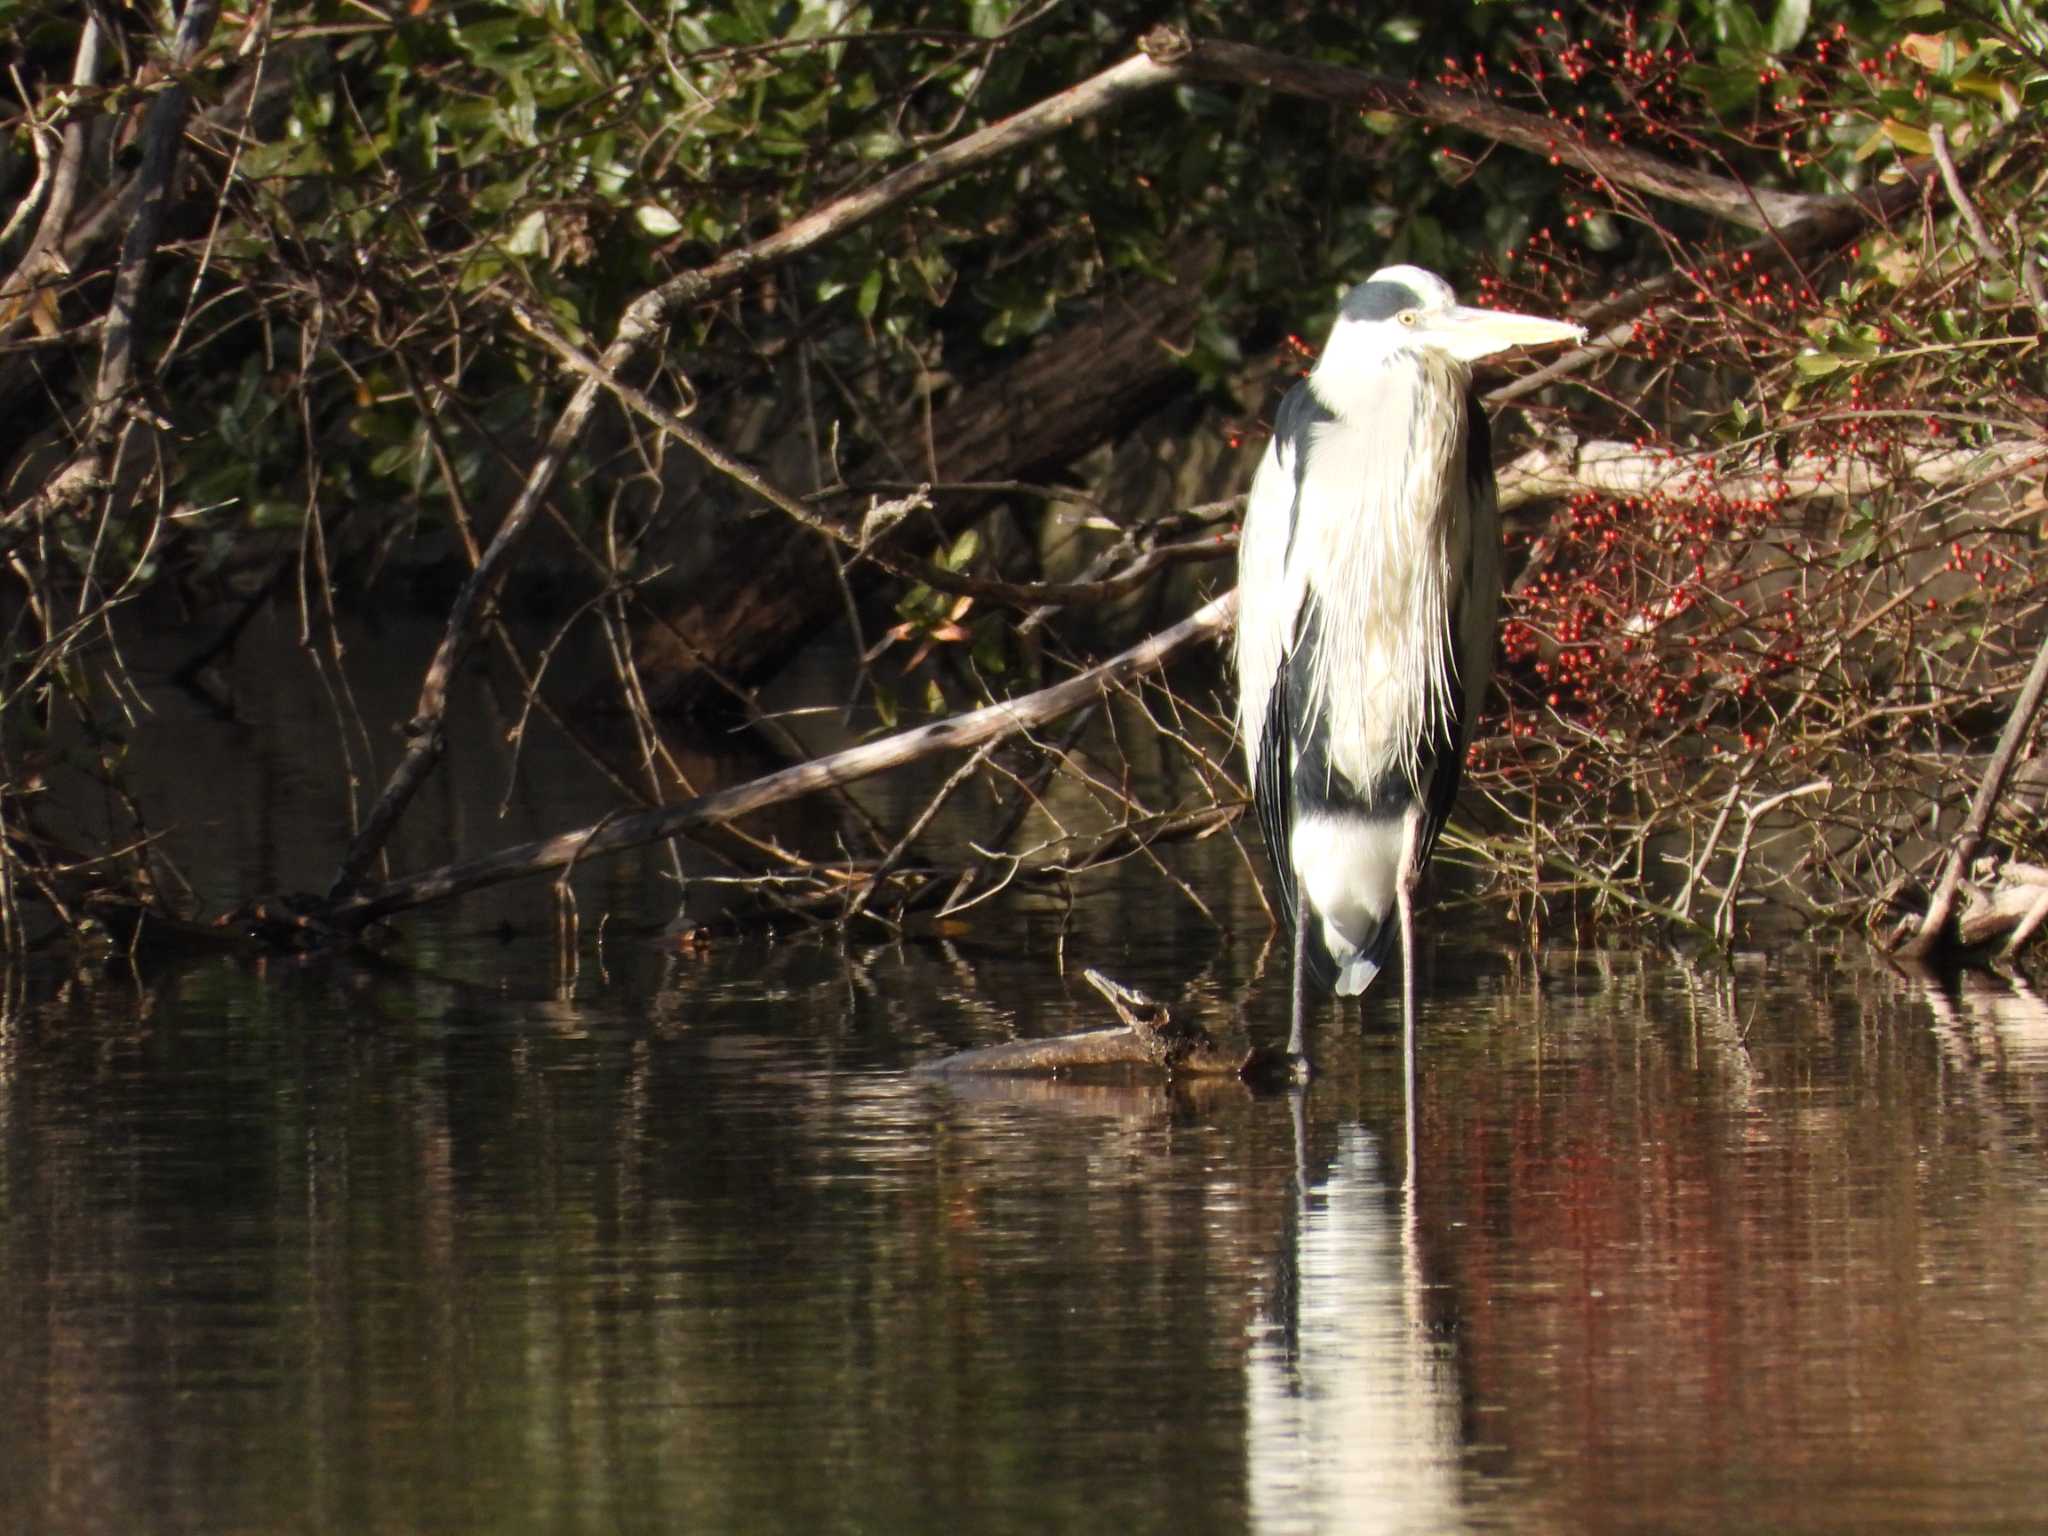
[[633, 250, 1214, 716]]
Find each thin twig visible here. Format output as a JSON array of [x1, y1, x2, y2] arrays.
[[1930, 122, 2048, 329], [1717, 781, 1832, 943]]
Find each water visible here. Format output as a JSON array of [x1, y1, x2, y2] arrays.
[[9, 608, 2048, 1531], [5, 926, 2048, 1535]]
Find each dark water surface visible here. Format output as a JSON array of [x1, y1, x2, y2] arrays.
[[9, 611, 2048, 1532], [5, 925, 2048, 1535]]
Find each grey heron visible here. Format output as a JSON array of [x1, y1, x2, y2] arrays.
[[1235, 265, 1582, 1078]]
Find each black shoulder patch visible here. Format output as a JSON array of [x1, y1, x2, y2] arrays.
[[1270, 380, 1331, 562], [1463, 385, 1494, 502], [1338, 279, 1422, 323], [1271, 378, 1332, 458], [1254, 661, 1298, 938]]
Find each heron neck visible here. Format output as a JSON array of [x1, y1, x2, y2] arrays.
[[1308, 340, 1470, 421]]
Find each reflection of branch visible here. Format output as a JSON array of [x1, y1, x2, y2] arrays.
[[332, 591, 1236, 927]]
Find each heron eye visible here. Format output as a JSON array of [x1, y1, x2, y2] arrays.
[[1397, 310, 1420, 328]]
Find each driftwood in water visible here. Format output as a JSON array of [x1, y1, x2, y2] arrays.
[[1892, 622, 2048, 962], [920, 969, 1291, 1081], [1945, 861, 2048, 955]]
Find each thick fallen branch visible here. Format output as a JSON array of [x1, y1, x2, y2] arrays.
[[1893, 622, 2048, 961], [1494, 432, 2048, 514], [1143, 30, 1858, 236], [328, 590, 1236, 928], [1953, 861, 2048, 955]]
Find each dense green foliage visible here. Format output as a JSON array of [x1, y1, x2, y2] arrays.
[[3, 0, 2048, 946]]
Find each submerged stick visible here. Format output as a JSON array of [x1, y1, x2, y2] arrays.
[[919, 969, 1275, 1077]]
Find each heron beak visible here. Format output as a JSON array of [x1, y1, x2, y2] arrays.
[[1434, 305, 1586, 362]]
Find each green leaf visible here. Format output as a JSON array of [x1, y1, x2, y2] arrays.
[[504, 209, 549, 256], [1835, 527, 1878, 568], [971, 616, 1009, 676], [1880, 117, 1934, 154], [1681, 62, 1756, 117], [634, 204, 682, 238], [856, 265, 883, 319], [1717, 2, 1765, 52], [940, 528, 979, 571], [1766, 0, 1810, 53]]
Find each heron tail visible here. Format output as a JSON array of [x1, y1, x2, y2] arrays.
[[1333, 952, 1383, 997]]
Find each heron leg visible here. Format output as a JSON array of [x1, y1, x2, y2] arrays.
[[1287, 885, 1312, 1075], [1397, 803, 1425, 1184]]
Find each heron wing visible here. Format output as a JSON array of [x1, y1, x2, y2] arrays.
[[1253, 656, 1298, 935], [1235, 381, 1331, 765], [1239, 381, 1333, 938], [1414, 389, 1503, 871]]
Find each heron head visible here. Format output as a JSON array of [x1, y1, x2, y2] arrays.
[[1315, 264, 1585, 380]]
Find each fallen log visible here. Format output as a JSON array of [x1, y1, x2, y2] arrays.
[[1950, 861, 2048, 956], [917, 968, 1294, 1081], [1892, 621, 2048, 961], [632, 245, 1215, 717]]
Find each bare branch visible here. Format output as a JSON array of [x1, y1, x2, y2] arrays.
[[94, 0, 223, 427], [1929, 121, 2048, 329], [0, 17, 103, 334], [331, 592, 1237, 927], [328, 44, 1193, 897], [1495, 433, 2048, 514], [1143, 30, 1859, 235], [1895, 627, 2048, 960]]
